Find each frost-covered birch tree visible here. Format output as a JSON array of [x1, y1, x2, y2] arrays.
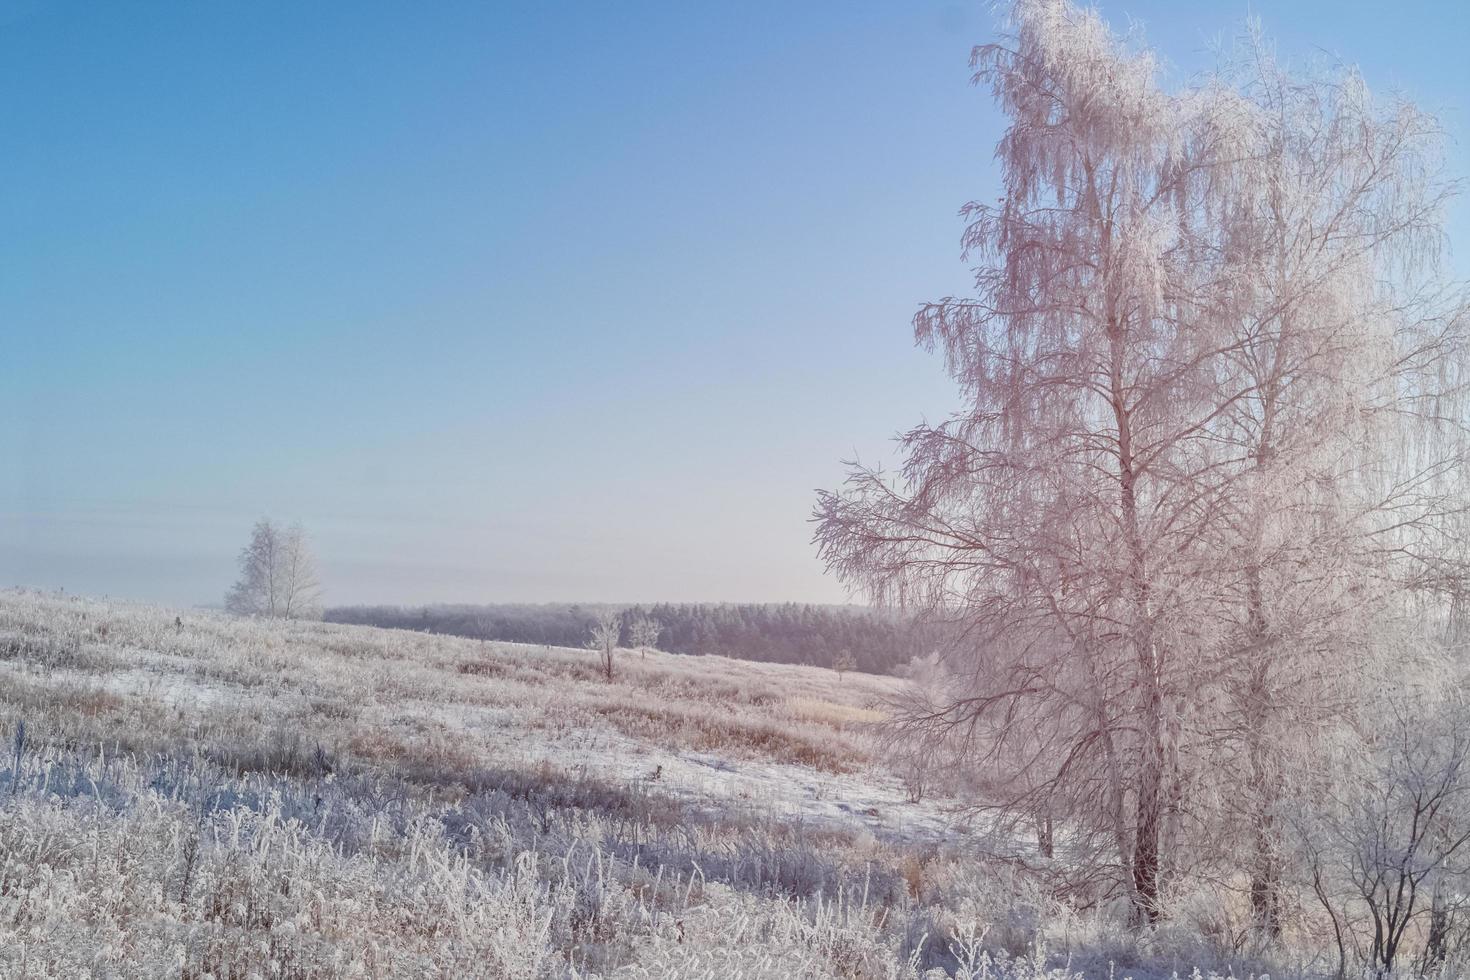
[[587, 611, 622, 682], [1194, 29, 1470, 932], [815, 0, 1469, 926], [629, 615, 662, 661], [225, 519, 323, 620], [818, 0, 1249, 919]]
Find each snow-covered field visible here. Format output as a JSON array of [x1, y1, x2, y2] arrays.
[[0, 590, 1263, 978]]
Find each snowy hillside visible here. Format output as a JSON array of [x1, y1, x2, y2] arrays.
[[0, 590, 1263, 978]]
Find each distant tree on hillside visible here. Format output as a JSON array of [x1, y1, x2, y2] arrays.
[[586, 611, 621, 681], [628, 615, 661, 661], [831, 652, 857, 681], [225, 519, 322, 619]]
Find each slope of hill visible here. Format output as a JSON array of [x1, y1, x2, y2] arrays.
[[0, 590, 1233, 979]]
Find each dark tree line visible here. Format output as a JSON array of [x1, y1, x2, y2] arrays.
[[324, 602, 939, 674]]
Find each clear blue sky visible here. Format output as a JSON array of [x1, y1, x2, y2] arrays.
[[2, 1, 1467, 607]]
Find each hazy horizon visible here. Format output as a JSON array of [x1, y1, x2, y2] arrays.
[[4, 0, 1467, 609]]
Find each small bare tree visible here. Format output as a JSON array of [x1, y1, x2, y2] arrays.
[[1296, 690, 1470, 978], [831, 652, 857, 681], [225, 519, 322, 619], [586, 611, 621, 682], [628, 615, 661, 661]]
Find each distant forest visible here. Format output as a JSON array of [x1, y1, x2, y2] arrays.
[[324, 602, 940, 675]]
